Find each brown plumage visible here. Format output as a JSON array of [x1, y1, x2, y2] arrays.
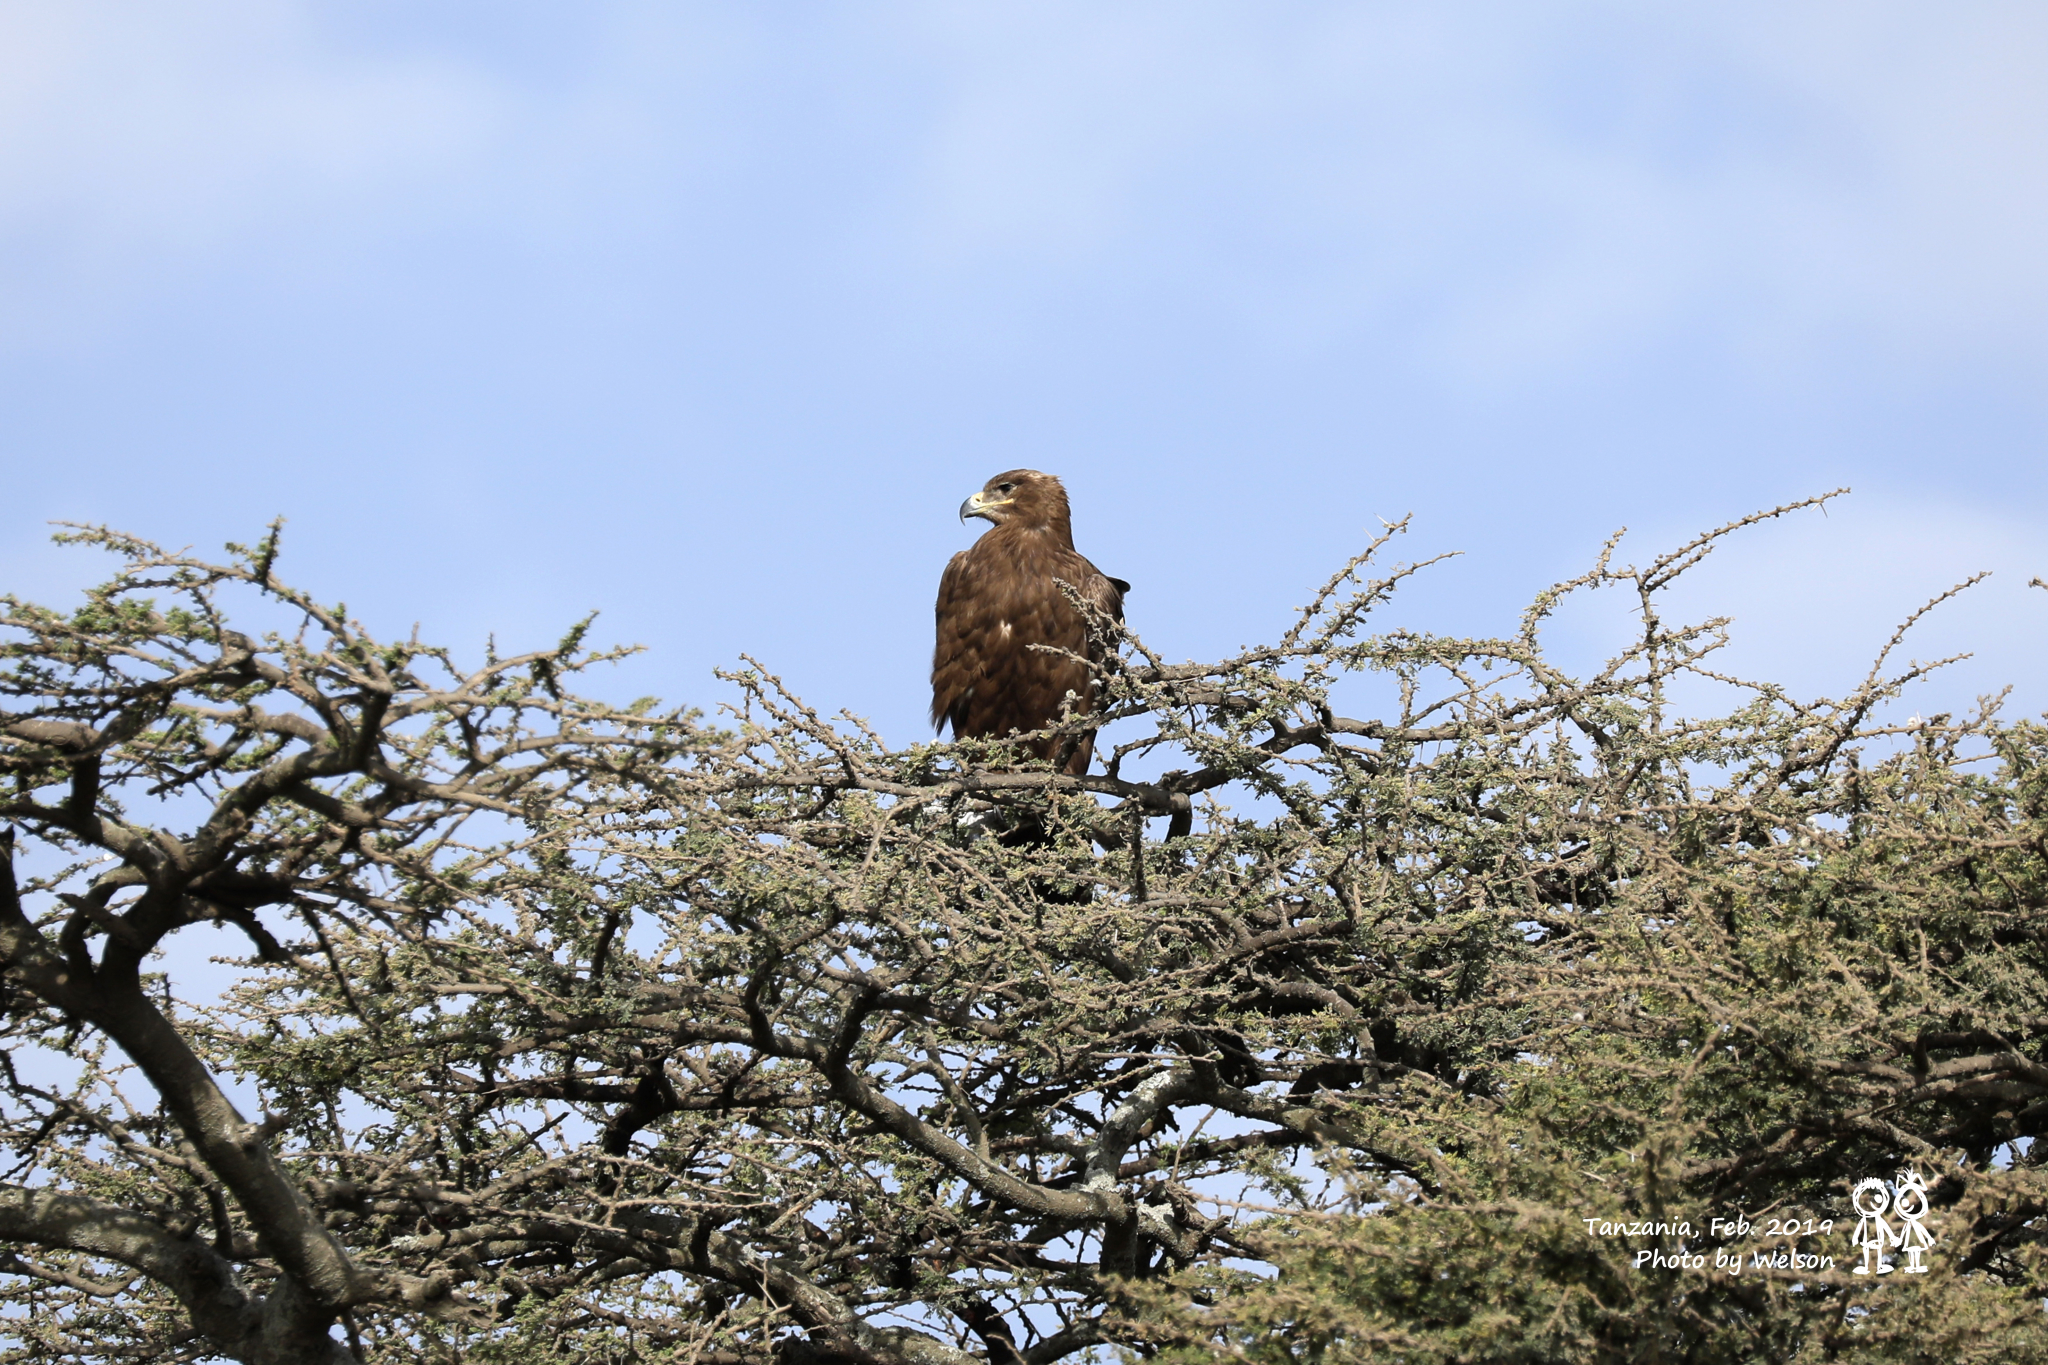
[[931, 470, 1128, 775]]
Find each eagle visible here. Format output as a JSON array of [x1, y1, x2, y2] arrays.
[[931, 470, 1128, 775]]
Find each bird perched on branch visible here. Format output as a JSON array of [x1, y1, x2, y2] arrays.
[[932, 470, 1128, 775]]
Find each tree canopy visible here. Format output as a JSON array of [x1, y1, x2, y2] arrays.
[[4, 504, 2048, 1365]]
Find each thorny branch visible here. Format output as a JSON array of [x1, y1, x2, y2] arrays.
[[0, 505, 2043, 1363]]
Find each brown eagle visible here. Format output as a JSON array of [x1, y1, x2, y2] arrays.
[[931, 470, 1128, 775]]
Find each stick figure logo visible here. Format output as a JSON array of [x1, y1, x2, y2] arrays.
[[1851, 1172, 1936, 1275], [1891, 1172, 1935, 1274], [1850, 1178, 1896, 1275]]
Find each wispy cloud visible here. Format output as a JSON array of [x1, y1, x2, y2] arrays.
[[886, 2, 2048, 383], [0, 0, 502, 346], [8, 2, 2045, 384]]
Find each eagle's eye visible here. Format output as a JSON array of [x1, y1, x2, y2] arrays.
[[997, 482, 1016, 494]]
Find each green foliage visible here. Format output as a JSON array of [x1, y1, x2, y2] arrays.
[[3, 505, 2047, 1365]]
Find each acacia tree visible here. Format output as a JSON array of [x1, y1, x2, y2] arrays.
[[2, 505, 2047, 1365]]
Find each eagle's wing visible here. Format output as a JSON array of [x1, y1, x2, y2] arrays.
[[1076, 560, 1126, 665], [935, 539, 1127, 778], [930, 549, 982, 733]]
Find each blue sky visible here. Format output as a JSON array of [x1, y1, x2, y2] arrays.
[[5, 2, 2046, 742]]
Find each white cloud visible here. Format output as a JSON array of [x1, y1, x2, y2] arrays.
[[7, 1, 2045, 388], [0, 0, 502, 345], [888, 2, 2048, 384]]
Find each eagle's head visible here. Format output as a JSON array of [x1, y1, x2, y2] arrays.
[[959, 469, 1071, 533]]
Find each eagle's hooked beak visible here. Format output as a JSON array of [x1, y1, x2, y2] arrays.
[[960, 491, 1002, 524]]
